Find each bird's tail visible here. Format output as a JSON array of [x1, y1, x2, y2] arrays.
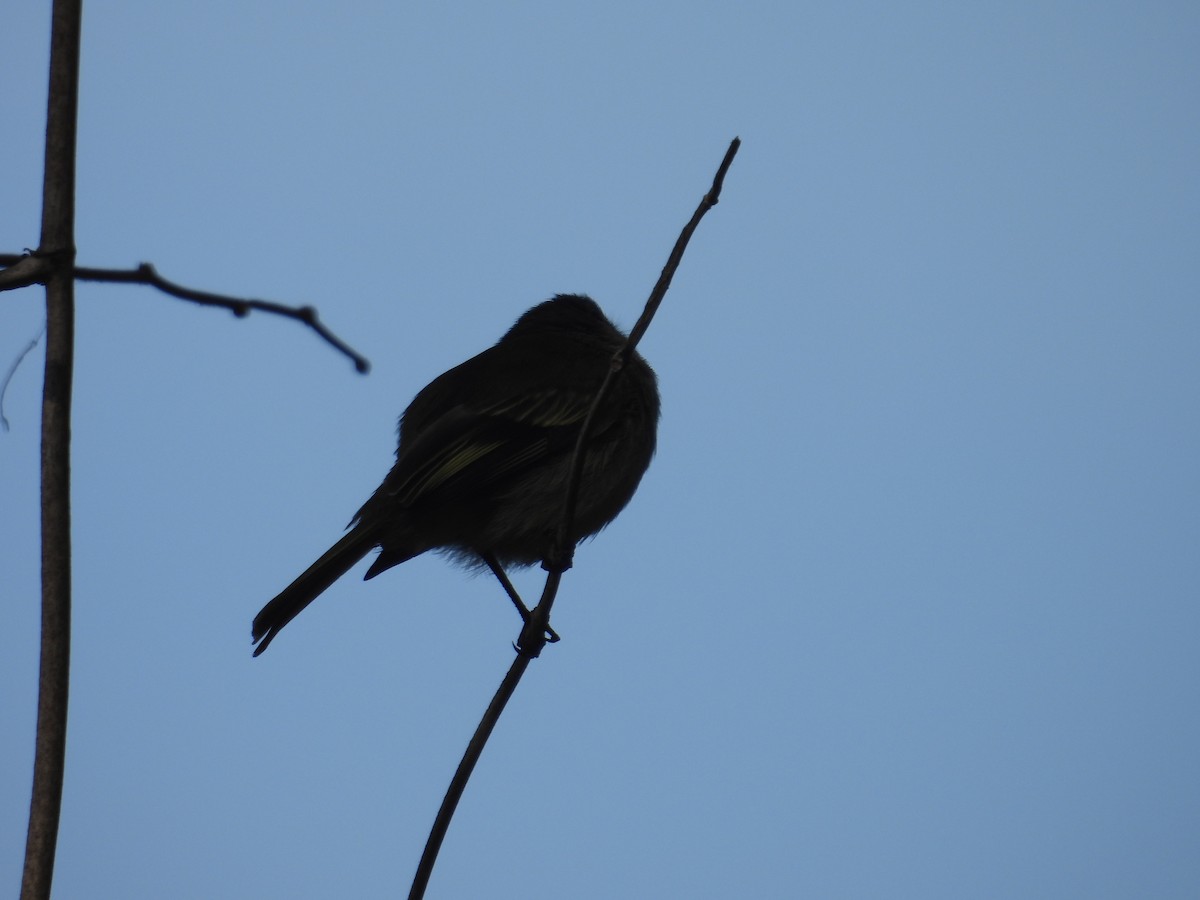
[[252, 526, 378, 656]]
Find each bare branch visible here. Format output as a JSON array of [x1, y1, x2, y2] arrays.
[[0, 254, 371, 373], [0, 253, 51, 291], [519, 135, 742, 656], [74, 262, 371, 372], [623, 136, 740, 353], [22, 0, 82, 896], [408, 138, 741, 900], [408, 652, 533, 900]]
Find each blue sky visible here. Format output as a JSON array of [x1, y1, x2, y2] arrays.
[[2, 2, 1198, 898]]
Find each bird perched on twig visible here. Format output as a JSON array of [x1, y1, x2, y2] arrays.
[[252, 294, 660, 655]]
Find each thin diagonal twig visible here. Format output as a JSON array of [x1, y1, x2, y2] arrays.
[[408, 137, 740, 900], [522, 135, 742, 654]]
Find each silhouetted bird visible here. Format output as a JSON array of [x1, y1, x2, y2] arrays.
[[252, 294, 659, 655]]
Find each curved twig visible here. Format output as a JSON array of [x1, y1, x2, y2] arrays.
[[408, 137, 740, 900], [523, 135, 742, 653], [0, 325, 44, 432]]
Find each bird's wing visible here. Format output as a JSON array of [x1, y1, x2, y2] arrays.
[[384, 387, 604, 507]]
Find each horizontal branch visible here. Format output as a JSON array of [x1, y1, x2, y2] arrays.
[[0, 253, 370, 373]]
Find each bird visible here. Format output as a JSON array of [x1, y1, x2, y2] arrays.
[[251, 294, 660, 655]]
